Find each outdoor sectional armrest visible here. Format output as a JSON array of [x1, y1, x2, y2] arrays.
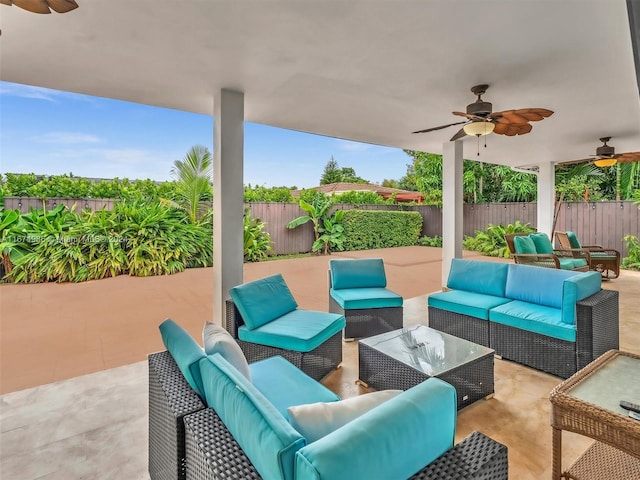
[[575, 289, 619, 370], [184, 408, 508, 480]]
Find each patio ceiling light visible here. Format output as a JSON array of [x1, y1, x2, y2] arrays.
[[463, 120, 495, 137], [593, 158, 617, 167], [0, 0, 78, 14]]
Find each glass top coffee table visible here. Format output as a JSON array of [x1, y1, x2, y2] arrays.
[[358, 325, 495, 410], [549, 349, 640, 479]]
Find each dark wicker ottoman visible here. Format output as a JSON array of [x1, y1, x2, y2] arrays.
[[358, 326, 495, 410], [149, 351, 206, 480]]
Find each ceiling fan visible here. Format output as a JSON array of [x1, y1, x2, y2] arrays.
[[412, 84, 554, 142], [559, 137, 640, 167], [0, 0, 78, 14]]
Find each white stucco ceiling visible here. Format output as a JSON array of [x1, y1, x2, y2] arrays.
[[1, 0, 639, 169]]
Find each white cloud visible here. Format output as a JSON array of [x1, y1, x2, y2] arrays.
[[0, 83, 66, 103], [334, 139, 374, 152], [36, 132, 103, 144]]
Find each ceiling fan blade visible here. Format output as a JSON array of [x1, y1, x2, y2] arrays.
[[614, 152, 640, 163], [556, 157, 594, 166], [412, 120, 467, 134], [493, 122, 532, 136], [449, 128, 467, 141], [11, 0, 51, 13], [46, 0, 78, 13], [491, 108, 553, 123]]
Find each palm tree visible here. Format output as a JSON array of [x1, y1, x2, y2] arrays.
[[166, 145, 213, 224]]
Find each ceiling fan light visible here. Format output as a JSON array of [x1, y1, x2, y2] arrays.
[[463, 121, 495, 137], [593, 158, 617, 167]]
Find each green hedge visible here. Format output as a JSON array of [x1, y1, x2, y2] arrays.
[[342, 210, 422, 250]]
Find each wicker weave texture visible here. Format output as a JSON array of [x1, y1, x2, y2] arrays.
[[148, 351, 206, 480], [225, 299, 342, 381], [410, 431, 508, 480], [184, 409, 261, 480], [428, 307, 490, 347], [358, 342, 494, 410], [329, 296, 403, 339], [565, 441, 640, 479]]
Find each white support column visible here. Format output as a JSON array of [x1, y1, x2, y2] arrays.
[[441, 140, 464, 288], [214, 89, 244, 326], [537, 162, 555, 238]]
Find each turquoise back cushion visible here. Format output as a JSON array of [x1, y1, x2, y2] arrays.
[[294, 377, 456, 480], [159, 319, 206, 397], [505, 264, 577, 308], [200, 354, 305, 480], [229, 274, 298, 330], [513, 235, 536, 254], [566, 231, 582, 248], [530, 233, 554, 254], [560, 271, 602, 324], [330, 258, 387, 289], [447, 259, 509, 297]]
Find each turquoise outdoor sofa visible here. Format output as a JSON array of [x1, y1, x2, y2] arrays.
[[225, 273, 346, 381], [428, 259, 619, 378], [328, 258, 403, 339], [149, 319, 509, 480]]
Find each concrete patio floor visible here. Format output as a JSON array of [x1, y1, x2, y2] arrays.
[[1, 246, 639, 479]]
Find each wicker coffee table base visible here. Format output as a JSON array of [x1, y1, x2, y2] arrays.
[[561, 440, 640, 480]]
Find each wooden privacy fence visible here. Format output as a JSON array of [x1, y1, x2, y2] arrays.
[[4, 197, 639, 258]]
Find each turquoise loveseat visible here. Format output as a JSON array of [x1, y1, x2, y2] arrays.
[[427, 259, 619, 378], [149, 319, 509, 480], [328, 258, 403, 339], [225, 273, 346, 381]]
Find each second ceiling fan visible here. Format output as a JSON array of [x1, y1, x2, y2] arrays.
[[412, 84, 554, 141]]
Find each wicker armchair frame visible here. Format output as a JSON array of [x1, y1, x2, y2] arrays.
[[555, 231, 621, 279], [329, 296, 403, 340], [224, 299, 342, 381], [505, 233, 589, 272], [184, 407, 508, 480], [149, 351, 206, 480]]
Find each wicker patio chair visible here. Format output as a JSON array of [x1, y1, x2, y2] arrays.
[[505, 233, 588, 271], [555, 231, 621, 279]]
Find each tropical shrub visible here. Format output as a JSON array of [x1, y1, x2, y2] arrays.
[[332, 190, 387, 205], [416, 235, 442, 247], [622, 235, 640, 271], [244, 185, 294, 202], [341, 210, 422, 251], [287, 196, 334, 252], [243, 208, 273, 262], [463, 221, 535, 258], [315, 209, 345, 254]]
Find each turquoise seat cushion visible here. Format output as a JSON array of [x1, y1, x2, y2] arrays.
[[294, 378, 456, 480], [329, 287, 403, 310], [530, 233, 554, 254], [489, 301, 576, 342], [250, 356, 340, 419], [159, 319, 206, 397], [238, 310, 345, 352], [199, 354, 305, 480], [566, 231, 582, 248], [229, 274, 298, 330], [558, 258, 578, 270], [330, 258, 387, 289], [428, 290, 511, 321], [514, 235, 536, 254], [589, 251, 617, 261], [572, 258, 588, 268], [446, 259, 510, 297]]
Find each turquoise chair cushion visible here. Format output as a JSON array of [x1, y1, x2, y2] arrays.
[[329, 258, 387, 289], [558, 258, 578, 270], [566, 231, 582, 248], [250, 356, 340, 419], [428, 290, 511, 321], [238, 310, 345, 352], [294, 378, 456, 480], [199, 354, 305, 480], [489, 301, 577, 342], [513, 235, 536, 254], [329, 287, 403, 310], [446, 259, 510, 297], [589, 251, 617, 261], [530, 233, 554, 254], [159, 319, 206, 397], [229, 274, 298, 330], [571, 258, 588, 268]]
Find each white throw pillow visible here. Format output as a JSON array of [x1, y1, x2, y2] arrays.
[[287, 389, 402, 442], [202, 322, 251, 381]]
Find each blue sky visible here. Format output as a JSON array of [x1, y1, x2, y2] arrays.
[[0, 81, 412, 189]]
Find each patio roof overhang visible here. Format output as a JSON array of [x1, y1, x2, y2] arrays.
[[1, 0, 639, 167]]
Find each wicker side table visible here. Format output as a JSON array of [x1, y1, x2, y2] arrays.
[[549, 350, 640, 479]]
